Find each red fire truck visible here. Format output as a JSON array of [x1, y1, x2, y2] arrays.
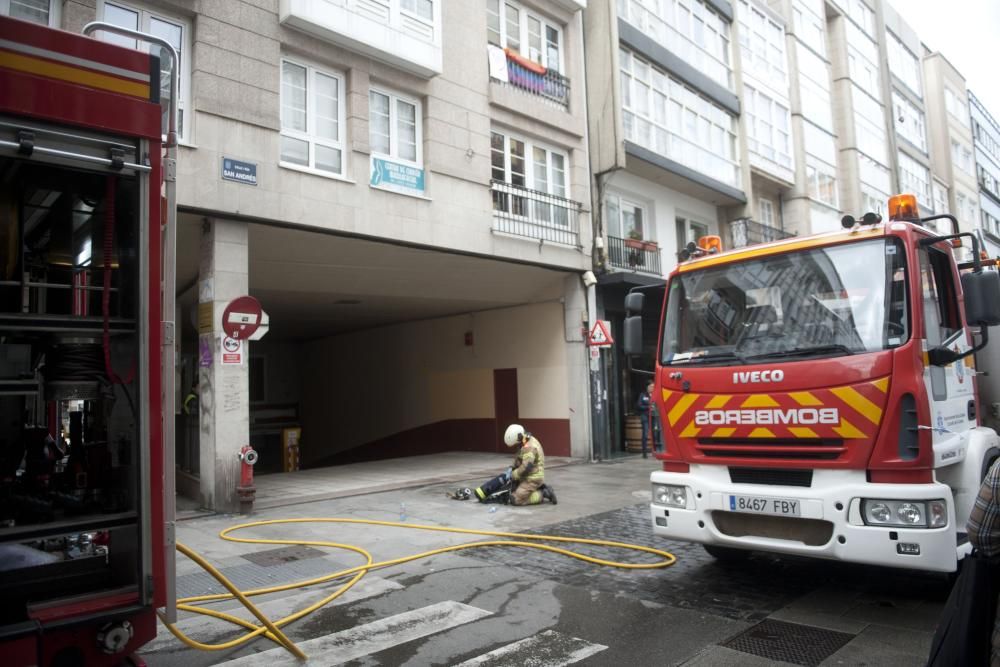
[[0, 14, 176, 665], [624, 195, 1000, 572]]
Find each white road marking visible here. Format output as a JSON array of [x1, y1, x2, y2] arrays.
[[453, 629, 608, 666], [142, 576, 402, 653], [220, 600, 492, 665]]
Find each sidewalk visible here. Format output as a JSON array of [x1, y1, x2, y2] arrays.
[[177, 451, 580, 518]]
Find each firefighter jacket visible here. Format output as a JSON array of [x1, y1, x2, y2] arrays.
[[511, 436, 545, 483]]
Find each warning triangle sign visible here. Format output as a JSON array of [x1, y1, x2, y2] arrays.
[[589, 320, 614, 347]]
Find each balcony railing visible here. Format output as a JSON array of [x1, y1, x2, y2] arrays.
[[607, 235, 662, 275], [729, 218, 794, 249], [491, 180, 581, 246], [491, 47, 570, 107]]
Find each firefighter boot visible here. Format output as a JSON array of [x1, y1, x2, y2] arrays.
[[541, 484, 557, 505]]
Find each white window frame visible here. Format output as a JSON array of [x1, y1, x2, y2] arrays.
[[605, 192, 649, 240], [399, 0, 434, 26], [2, 0, 58, 26], [98, 0, 192, 143], [806, 155, 838, 208], [792, 0, 826, 57], [945, 87, 970, 128], [897, 150, 930, 202], [97, 0, 194, 144], [758, 197, 775, 227], [487, 0, 564, 73], [951, 139, 974, 177], [745, 85, 792, 170], [279, 57, 347, 179], [886, 30, 922, 98], [369, 86, 423, 168], [892, 91, 927, 154], [932, 181, 948, 216], [737, 0, 787, 88], [490, 128, 571, 225]]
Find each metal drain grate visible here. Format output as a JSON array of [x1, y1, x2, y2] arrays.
[[241, 545, 327, 567], [722, 618, 854, 666]]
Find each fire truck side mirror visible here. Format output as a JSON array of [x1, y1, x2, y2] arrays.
[[624, 315, 643, 356], [963, 270, 1000, 328], [624, 292, 644, 314]]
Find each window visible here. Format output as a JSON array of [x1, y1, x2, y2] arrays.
[[854, 86, 887, 164], [369, 88, 422, 166], [620, 47, 739, 187], [619, 0, 731, 88], [487, 0, 562, 72], [2, 0, 55, 25], [933, 182, 948, 216], [892, 91, 927, 153], [806, 157, 837, 207], [491, 129, 569, 225], [100, 1, 191, 141], [606, 193, 647, 240], [845, 0, 875, 37], [400, 0, 433, 23], [958, 192, 978, 223], [737, 0, 787, 88], [744, 85, 792, 172], [885, 30, 922, 97], [952, 140, 974, 177], [918, 245, 960, 348], [973, 119, 1000, 164], [846, 22, 880, 98], [980, 165, 1000, 201], [676, 217, 709, 250], [983, 209, 1000, 237], [897, 151, 930, 202], [796, 45, 833, 131], [280, 59, 345, 177], [945, 88, 970, 127], [792, 0, 825, 57], [758, 198, 775, 226]]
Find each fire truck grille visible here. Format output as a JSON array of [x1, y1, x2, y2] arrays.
[[711, 512, 834, 547], [728, 467, 813, 487], [698, 438, 845, 461]]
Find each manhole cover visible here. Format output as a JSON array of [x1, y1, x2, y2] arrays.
[[241, 545, 326, 567], [722, 618, 854, 666]]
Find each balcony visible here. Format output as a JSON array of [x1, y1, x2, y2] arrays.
[[491, 180, 581, 246], [489, 47, 570, 107], [607, 235, 662, 274], [279, 0, 442, 78], [729, 218, 794, 249]]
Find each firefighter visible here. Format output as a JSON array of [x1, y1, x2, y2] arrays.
[[503, 424, 557, 506]]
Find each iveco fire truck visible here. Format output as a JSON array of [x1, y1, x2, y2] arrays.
[[624, 195, 1000, 572], [0, 14, 177, 665]]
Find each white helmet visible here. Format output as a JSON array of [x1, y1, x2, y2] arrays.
[[504, 424, 525, 447]]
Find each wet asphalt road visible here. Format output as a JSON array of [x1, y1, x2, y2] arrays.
[[145, 460, 950, 666]]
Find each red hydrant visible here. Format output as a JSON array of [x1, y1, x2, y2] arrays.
[[237, 445, 258, 514]]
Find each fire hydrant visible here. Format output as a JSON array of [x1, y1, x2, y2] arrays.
[[237, 445, 258, 514]]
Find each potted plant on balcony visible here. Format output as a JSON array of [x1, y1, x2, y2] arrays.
[[624, 229, 645, 251]]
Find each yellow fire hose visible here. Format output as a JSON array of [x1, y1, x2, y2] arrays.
[[159, 517, 678, 660]]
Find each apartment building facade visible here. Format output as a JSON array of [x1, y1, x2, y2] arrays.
[[970, 91, 1000, 257], [8, 0, 596, 510]]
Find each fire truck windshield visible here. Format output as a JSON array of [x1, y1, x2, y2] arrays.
[[662, 238, 909, 365]]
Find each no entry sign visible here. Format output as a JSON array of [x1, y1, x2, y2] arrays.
[[222, 296, 263, 339]]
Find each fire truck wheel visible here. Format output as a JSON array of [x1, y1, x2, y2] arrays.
[[703, 544, 751, 562]]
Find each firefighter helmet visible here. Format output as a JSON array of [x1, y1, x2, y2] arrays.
[[504, 424, 526, 447]]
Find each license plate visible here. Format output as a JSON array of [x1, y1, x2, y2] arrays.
[[728, 494, 801, 516]]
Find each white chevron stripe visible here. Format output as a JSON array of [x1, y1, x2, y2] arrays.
[[219, 600, 492, 666], [453, 629, 608, 666], [141, 575, 402, 654]]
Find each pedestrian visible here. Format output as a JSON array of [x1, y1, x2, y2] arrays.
[[183, 379, 199, 415], [637, 381, 654, 458], [964, 458, 1000, 666], [503, 424, 556, 506]]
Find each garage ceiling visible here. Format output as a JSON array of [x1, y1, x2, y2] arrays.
[[177, 217, 574, 340]]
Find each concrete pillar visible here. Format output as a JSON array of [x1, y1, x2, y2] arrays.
[[197, 218, 249, 513]]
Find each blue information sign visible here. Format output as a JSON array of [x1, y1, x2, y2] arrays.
[[370, 156, 425, 196], [222, 157, 258, 186]]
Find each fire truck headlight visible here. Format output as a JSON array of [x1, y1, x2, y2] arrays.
[[653, 484, 687, 508], [897, 503, 922, 525], [861, 499, 947, 528]]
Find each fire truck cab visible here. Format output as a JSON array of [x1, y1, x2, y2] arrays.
[[624, 195, 1000, 573]]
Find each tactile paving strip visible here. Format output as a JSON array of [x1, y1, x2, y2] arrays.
[[722, 618, 855, 666]]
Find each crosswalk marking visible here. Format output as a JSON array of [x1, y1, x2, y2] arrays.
[[219, 600, 492, 666], [142, 576, 402, 654], [453, 629, 608, 666]]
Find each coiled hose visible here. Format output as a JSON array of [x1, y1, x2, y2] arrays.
[[161, 517, 678, 660]]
